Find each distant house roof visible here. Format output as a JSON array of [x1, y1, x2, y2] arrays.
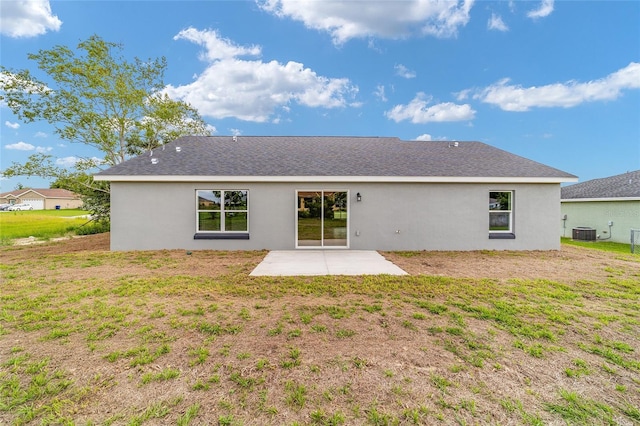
[[95, 136, 577, 183], [0, 188, 79, 199], [561, 170, 640, 200]]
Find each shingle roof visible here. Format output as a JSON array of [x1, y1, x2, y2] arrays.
[[95, 136, 576, 181], [561, 170, 640, 199], [0, 188, 79, 199]]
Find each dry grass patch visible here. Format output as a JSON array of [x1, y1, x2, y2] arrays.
[[0, 234, 639, 425]]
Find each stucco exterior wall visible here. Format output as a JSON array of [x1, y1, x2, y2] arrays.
[[0, 195, 82, 210], [561, 200, 640, 244], [43, 198, 83, 210], [110, 181, 561, 251]]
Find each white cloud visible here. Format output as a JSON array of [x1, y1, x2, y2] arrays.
[[422, 0, 474, 38], [0, 0, 62, 38], [54, 156, 102, 168], [4, 141, 53, 152], [166, 28, 358, 122], [173, 27, 261, 61], [395, 64, 416, 79], [5, 141, 35, 151], [416, 134, 432, 141], [374, 85, 387, 102], [367, 39, 383, 53], [454, 88, 471, 101], [5, 121, 20, 129], [35, 132, 48, 138], [55, 156, 79, 167], [488, 13, 508, 31], [385, 92, 475, 123], [473, 62, 640, 111], [527, 0, 554, 19], [258, 0, 474, 44], [1, 70, 51, 94]]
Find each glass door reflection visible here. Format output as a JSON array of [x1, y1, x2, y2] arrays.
[[297, 191, 348, 248], [297, 191, 322, 246]]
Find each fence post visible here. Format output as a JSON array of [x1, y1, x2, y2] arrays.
[[631, 229, 640, 254]]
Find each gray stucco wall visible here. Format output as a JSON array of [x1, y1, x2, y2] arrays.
[[110, 181, 561, 251], [561, 200, 640, 244]]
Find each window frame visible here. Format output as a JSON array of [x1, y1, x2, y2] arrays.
[[489, 190, 515, 239], [194, 189, 249, 239]]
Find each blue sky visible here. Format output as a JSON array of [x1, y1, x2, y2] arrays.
[[1, 0, 639, 191]]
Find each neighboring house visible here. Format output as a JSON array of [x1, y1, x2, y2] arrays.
[[94, 136, 577, 251], [0, 188, 83, 210], [561, 170, 640, 244]]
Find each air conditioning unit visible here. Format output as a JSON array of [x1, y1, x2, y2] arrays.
[[572, 227, 596, 241]]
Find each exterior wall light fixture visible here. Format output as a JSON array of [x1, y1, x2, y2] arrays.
[[356, 192, 362, 202]]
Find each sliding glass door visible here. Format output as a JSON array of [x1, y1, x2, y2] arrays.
[[297, 191, 348, 248]]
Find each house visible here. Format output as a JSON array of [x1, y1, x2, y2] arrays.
[[0, 188, 83, 210], [561, 170, 640, 244], [94, 136, 577, 251]]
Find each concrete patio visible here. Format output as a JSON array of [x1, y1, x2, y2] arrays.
[[249, 250, 408, 276]]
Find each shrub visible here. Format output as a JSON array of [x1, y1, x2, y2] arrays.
[[75, 220, 110, 235]]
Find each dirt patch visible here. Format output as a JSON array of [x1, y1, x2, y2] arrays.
[[3, 233, 635, 283], [382, 246, 633, 283], [4, 232, 110, 252], [2, 233, 266, 280], [1, 234, 639, 425]]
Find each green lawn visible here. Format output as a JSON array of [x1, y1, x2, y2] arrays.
[[561, 237, 635, 254], [0, 209, 90, 242], [0, 244, 638, 425]]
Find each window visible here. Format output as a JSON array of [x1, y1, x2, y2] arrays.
[[489, 191, 514, 238], [196, 190, 248, 236]]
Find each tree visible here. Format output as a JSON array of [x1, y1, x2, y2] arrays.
[[1, 35, 211, 220]]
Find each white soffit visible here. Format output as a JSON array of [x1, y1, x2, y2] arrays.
[[562, 197, 640, 202], [95, 175, 578, 184]]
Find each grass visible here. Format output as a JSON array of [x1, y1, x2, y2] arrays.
[[545, 389, 616, 424], [0, 243, 638, 425], [0, 209, 91, 243], [141, 368, 180, 385], [561, 237, 635, 254]]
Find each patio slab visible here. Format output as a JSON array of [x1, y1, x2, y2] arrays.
[[249, 250, 408, 276]]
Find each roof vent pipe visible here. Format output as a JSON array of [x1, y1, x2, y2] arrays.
[[176, 147, 181, 152], [232, 135, 237, 142]]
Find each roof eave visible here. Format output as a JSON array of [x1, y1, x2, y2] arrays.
[[94, 175, 578, 184], [562, 197, 640, 202]]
